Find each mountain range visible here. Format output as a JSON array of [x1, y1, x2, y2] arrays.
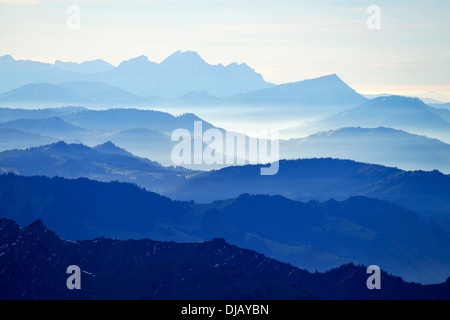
[[0, 74, 367, 112], [0, 116, 86, 138], [170, 158, 450, 232], [279, 126, 450, 173], [1, 104, 449, 171], [0, 107, 213, 135], [0, 81, 164, 108], [2, 140, 450, 225], [54, 59, 115, 74], [0, 108, 217, 166], [0, 52, 273, 99], [0, 128, 58, 151], [224, 74, 367, 110], [2, 50, 450, 300], [2, 218, 449, 299], [430, 102, 450, 111], [1, 173, 450, 284], [0, 141, 191, 194], [284, 96, 450, 143], [0, 53, 372, 111]]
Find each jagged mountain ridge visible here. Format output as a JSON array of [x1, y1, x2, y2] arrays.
[[0, 141, 192, 194], [1, 174, 450, 283], [1, 218, 449, 300], [0, 52, 273, 98]]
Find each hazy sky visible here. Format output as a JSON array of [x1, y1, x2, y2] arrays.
[[0, 0, 449, 94]]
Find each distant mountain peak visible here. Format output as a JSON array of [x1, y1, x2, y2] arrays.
[[177, 112, 202, 121], [365, 95, 429, 110], [277, 74, 350, 90], [310, 73, 344, 83], [27, 219, 46, 228], [176, 90, 219, 102], [46, 115, 66, 122], [23, 219, 48, 235], [53, 59, 115, 74], [0, 52, 273, 98], [327, 126, 397, 134], [209, 237, 228, 245], [376, 95, 423, 103], [53, 140, 68, 146], [226, 61, 253, 70], [45, 141, 92, 153], [90, 58, 109, 63], [96, 141, 117, 148], [94, 141, 133, 156], [227, 72, 365, 107], [117, 55, 155, 69], [162, 50, 205, 65], [0, 54, 14, 62], [0, 217, 19, 233], [48, 141, 71, 150], [131, 54, 150, 62]]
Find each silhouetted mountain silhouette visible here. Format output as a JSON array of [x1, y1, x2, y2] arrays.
[[0, 52, 272, 98], [1, 174, 450, 283], [279, 126, 450, 173], [0, 116, 85, 138], [54, 59, 114, 74], [225, 74, 366, 109], [1, 218, 449, 299], [0, 141, 191, 194], [285, 95, 450, 142], [171, 158, 450, 232]]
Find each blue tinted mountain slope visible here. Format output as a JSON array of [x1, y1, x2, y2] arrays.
[[0, 83, 85, 105], [0, 116, 86, 138], [0, 52, 273, 98], [285, 96, 450, 142], [58, 81, 148, 105], [93, 55, 158, 95], [92, 140, 134, 156], [0, 174, 198, 241], [0, 74, 370, 112], [0, 128, 58, 151], [0, 141, 191, 194], [1, 174, 450, 283], [425, 105, 450, 122], [58, 108, 216, 133], [0, 106, 87, 122], [0, 55, 368, 110], [280, 127, 450, 173], [0, 219, 311, 300], [0, 107, 215, 134], [3, 219, 449, 299], [0, 82, 151, 107], [0, 55, 84, 93], [224, 74, 367, 110], [0, 107, 220, 165], [171, 90, 221, 106], [54, 59, 114, 74], [102, 128, 175, 165], [430, 102, 450, 111], [95, 51, 273, 98], [171, 158, 450, 231], [196, 194, 450, 283]]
